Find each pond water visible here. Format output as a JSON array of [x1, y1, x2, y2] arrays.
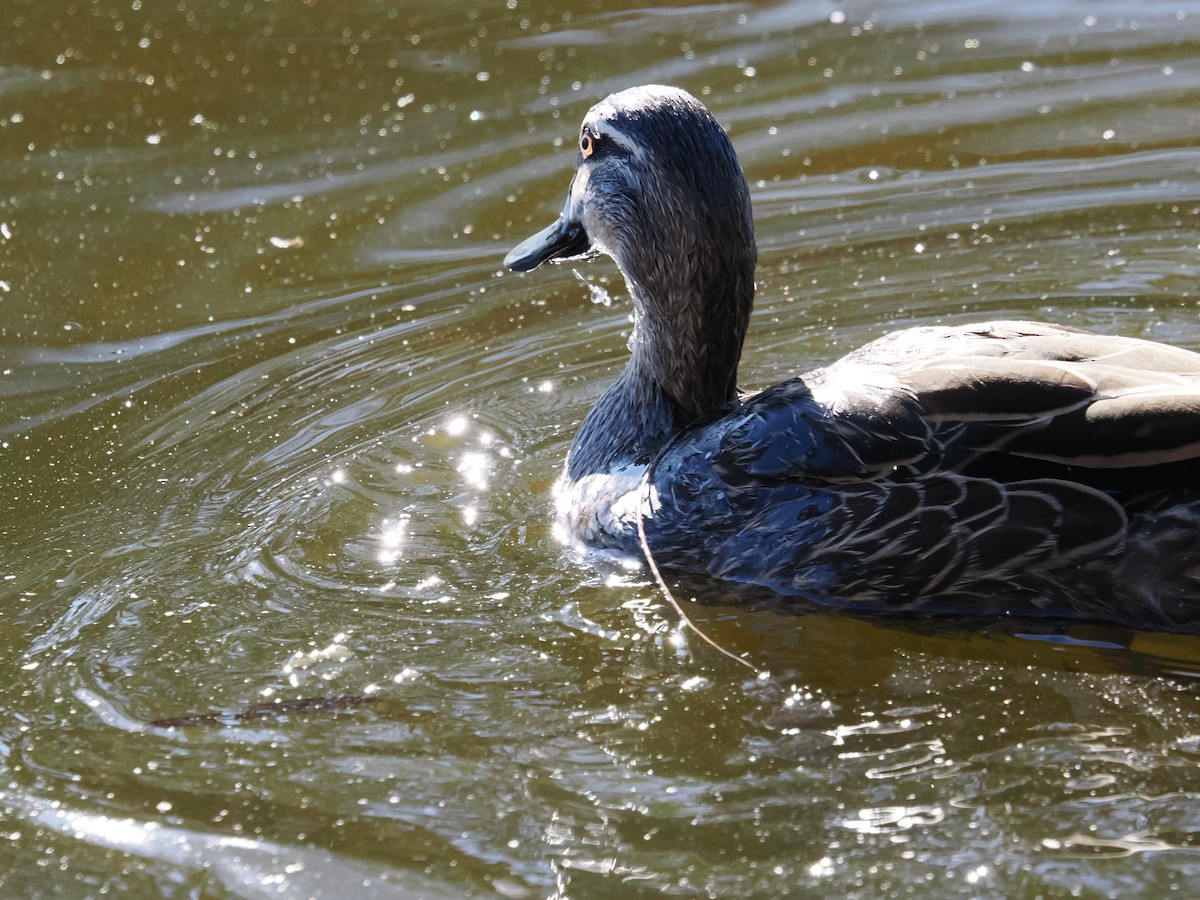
[[3, 0, 1200, 896]]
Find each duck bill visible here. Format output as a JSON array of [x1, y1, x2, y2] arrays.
[[505, 173, 593, 272], [504, 215, 591, 272]]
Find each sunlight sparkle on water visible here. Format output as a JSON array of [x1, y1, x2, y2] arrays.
[[282, 635, 353, 688], [840, 805, 945, 834], [602, 569, 642, 586], [456, 450, 492, 489], [966, 865, 990, 885], [377, 515, 409, 564], [783, 685, 816, 708], [809, 857, 835, 878]]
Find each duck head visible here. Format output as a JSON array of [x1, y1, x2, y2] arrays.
[[506, 85, 757, 423]]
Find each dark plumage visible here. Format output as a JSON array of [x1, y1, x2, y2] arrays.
[[505, 84, 1200, 630]]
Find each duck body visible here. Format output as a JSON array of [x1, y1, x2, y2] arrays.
[[506, 85, 1200, 630]]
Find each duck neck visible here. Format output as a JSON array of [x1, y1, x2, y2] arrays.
[[566, 255, 755, 481]]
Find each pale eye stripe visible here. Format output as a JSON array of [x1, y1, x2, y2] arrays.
[[581, 119, 646, 162]]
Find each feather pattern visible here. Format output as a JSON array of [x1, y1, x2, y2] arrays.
[[635, 320, 1200, 618]]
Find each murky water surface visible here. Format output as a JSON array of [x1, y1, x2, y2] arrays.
[[3, 1, 1200, 895]]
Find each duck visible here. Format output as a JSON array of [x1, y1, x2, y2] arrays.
[[505, 84, 1200, 631]]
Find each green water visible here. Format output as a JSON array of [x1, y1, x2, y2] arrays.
[[3, 0, 1200, 896]]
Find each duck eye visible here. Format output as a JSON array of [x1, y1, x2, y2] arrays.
[[580, 129, 595, 158]]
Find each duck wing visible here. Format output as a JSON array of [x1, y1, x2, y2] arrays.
[[722, 319, 1200, 485], [862, 320, 1200, 473]]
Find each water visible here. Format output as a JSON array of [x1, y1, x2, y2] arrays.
[[3, 0, 1200, 895]]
